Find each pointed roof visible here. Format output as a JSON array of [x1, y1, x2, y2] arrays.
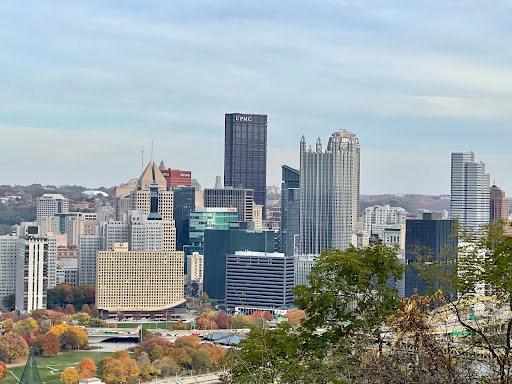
[[19, 350, 43, 384], [138, 161, 167, 190], [159, 160, 167, 170]]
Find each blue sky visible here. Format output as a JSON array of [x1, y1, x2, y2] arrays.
[[1, 0, 511, 194]]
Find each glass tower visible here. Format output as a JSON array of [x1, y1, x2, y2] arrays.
[[224, 113, 267, 209]]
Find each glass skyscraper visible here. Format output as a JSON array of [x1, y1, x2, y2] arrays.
[[224, 113, 267, 209]]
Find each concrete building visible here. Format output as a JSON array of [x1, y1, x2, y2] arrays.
[[204, 187, 254, 222], [128, 210, 163, 251], [364, 205, 407, 239], [300, 131, 360, 255], [451, 152, 490, 231], [0, 235, 18, 298], [36, 194, 69, 222], [186, 252, 204, 297], [490, 185, 509, 223], [159, 161, 192, 189], [78, 235, 102, 286], [225, 251, 294, 313], [294, 254, 316, 287], [224, 113, 267, 211], [96, 243, 185, 316], [191, 179, 204, 208], [130, 161, 176, 251], [16, 237, 49, 312], [115, 193, 131, 221], [64, 212, 97, 246], [405, 213, 458, 297], [280, 165, 300, 256], [203, 223, 278, 301], [253, 204, 263, 230]]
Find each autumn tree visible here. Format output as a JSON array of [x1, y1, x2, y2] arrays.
[[102, 351, 140, 384], [171, 321, 186, 330], [43, 332, 60, 356], [214, 313, 232, 329], [137, 334, 172, 357], [174, 335, 202, 350], [191, 350, 212, 373], [64, 304, 76, 315], [61, 367, 79, 384], [78, 357, 96, 379], [31, 334, 45, 356], [91, 306, 100, 319], [72, 312, 91, 326], [283, 310, 306, 326], [0, 332, 29, 363], [137, 352, 157, 380], [60, 329, 80, 351], [80, 304, 92, 316], [0, 361, 6, 380], [13, 317, 39, 335], [2, 318, 13, 332]]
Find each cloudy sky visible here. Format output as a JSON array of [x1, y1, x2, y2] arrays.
[[1, 0, 511, 194]]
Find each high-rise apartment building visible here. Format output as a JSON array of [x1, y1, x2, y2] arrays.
[[130, 161, 176, 251], [36, 194, 69, 222], [490, 185, 509, 223], [451, 152, 490, 230], [96, 243, 185, 316], [224, 113, 267, 210], [16, 237, 49, 312], [225, 251, 294, 313], [299, 130, 360, 255], [405, 213, 457, 297], [280, 166, 300, 256], [204, 187, 254, 222]]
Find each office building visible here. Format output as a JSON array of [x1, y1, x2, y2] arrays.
[[185, 207, 239, 256], [130, 161, 176, 251], [203, 224, 278, 301], [490, 185, 509, 223], [128, 210, 163, 251], [253, 204, 263, 230], [56, 245, 78, 286], [36, 194, 69, 222], [159, 161, 192, 189], [173, 186, 196, 251], [97, 205, 115, 223], [191, 179, 204, 208], [280, 165, 300, 256], [224, 113, 267, 210], [225, 251, 294, 313], [364, 205, 407, 239], [96, 243, 185, 316], [16, 237, 49, 312], [204, 187, 254, 222], [115, 193, 131, 221], [299, 130, 360, 255], [78, 235, 102, 286], [64, 212, 97, 246], [294, 254, 316, 287], [0, 235, 18, 298], [186, 252, 204, 297], [451, 152, 490, 230], [405, 213, 457, 297]]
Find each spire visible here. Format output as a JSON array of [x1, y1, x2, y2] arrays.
[[19, 350, 43, 384], [159, 160, 167, 171], [138, 161, 167, 190], [316, 137, 322, 152]]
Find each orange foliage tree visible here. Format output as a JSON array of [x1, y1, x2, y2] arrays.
[[102, 351, 139, 384], [43, 332, 60, 356], [0, 333, 29, 363], [78, 357, 96, 379], [283, 309, 306, 326], [0, 361, 7, 380]]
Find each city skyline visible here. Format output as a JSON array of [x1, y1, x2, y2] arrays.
[[1, 1, 512, 194]]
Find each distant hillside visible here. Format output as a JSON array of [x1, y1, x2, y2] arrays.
[[360, 194, 450, 218]]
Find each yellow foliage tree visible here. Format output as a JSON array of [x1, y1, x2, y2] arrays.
[[2, 319, 13, 332], [61, 367, 79, 384], [49, 323, 71, 337], [13, 317, 39, 335], [71, 327, 89, 348], [71, 313, 91, 327]]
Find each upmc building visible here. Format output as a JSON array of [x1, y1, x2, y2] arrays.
[[224, 113, 267, 211], [161, 169, 192, 189]]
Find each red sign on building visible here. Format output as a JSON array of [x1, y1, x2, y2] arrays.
[[161, 169, 192, 189]]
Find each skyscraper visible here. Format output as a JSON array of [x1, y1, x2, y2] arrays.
[[36, 194, 69, 222], [204, 187, 254, 222], [299, 130, 360, 255], [490, 185, 509, 223], [224, 113, 267, 209], [280, 165, 300, 256], [450, 152, 490, 230], [173, 186, 196, 251]]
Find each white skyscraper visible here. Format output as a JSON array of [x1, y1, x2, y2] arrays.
[[36, 194, 69, 222], [0, 235, 18, 298], [78, 234, 103, 286], [364, 204, 407, 239], [299, 130, 360, 255], [451, 152, 490, 230]]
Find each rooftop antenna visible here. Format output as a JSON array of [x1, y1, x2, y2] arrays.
[[141, 146, 145, 173], [151, 140, 154, 164]]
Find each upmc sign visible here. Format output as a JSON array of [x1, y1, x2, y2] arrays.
[[235, 115, 252, 122]]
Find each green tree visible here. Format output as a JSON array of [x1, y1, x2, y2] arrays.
[[3, 293, 15, 310]]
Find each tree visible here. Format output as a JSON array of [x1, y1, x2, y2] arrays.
[[61, 367, 79, 384], [102, 352, 140, 384], [171, 321, 186, 330], [19, 333, 36, 346], [80, 304, 92, 316], [137, 352, 157, 380], [2, 318, 13, 332], [117, 312, 125, 321], [137, 334, 172, 357], [283, 310, 306, 326], [231, 314, 253, 329], [3, 293, 15, 310], [174, 335, 202, 350], [214, 313, 232, 329], [13, 317, 39, 335], [64, 304, 76, 315], [0, 332, 29, 363], [0, 361, 6, 380], [78, 358, 96, 379], [71, 312, 91, 326], [49, 323, 71, 337], [191, 350, 212, 373], [43, 332, 60, 356], [91, 306, 100, 319], [60, 329, 80, 351], [31, 334, 45, 356], [160, 356, 181, 376], [151, 345, 164, 362]]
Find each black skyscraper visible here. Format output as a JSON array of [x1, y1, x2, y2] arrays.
[[280, 165, 300, 256], [224, 113, 267, 210], [405, 212, 458, 297], [173, 186, 196, 251]]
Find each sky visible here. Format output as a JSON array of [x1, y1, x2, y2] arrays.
[[1, 0, 511, 195]]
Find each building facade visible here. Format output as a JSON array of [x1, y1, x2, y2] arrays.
[[451, 152, 490, 230], [96, 243, 184, 315], [225, 251, 294, 313], [294, 254, 316, 287], [364, 205, 407, 239], [280, 165, 300, 256], [78, 235, 102, 286], [36, 194, 69, 222], [173, 186, 196, 251], [203, 187, 254, 222], [0, 235, 18, 298], [300, 130, 360, 255], [490, 185, 509, 223], [224, 113, 267, 210]]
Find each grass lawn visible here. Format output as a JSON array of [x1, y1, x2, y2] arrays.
[[3, 351, 111, 384], [115, 322, 175, 330]]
